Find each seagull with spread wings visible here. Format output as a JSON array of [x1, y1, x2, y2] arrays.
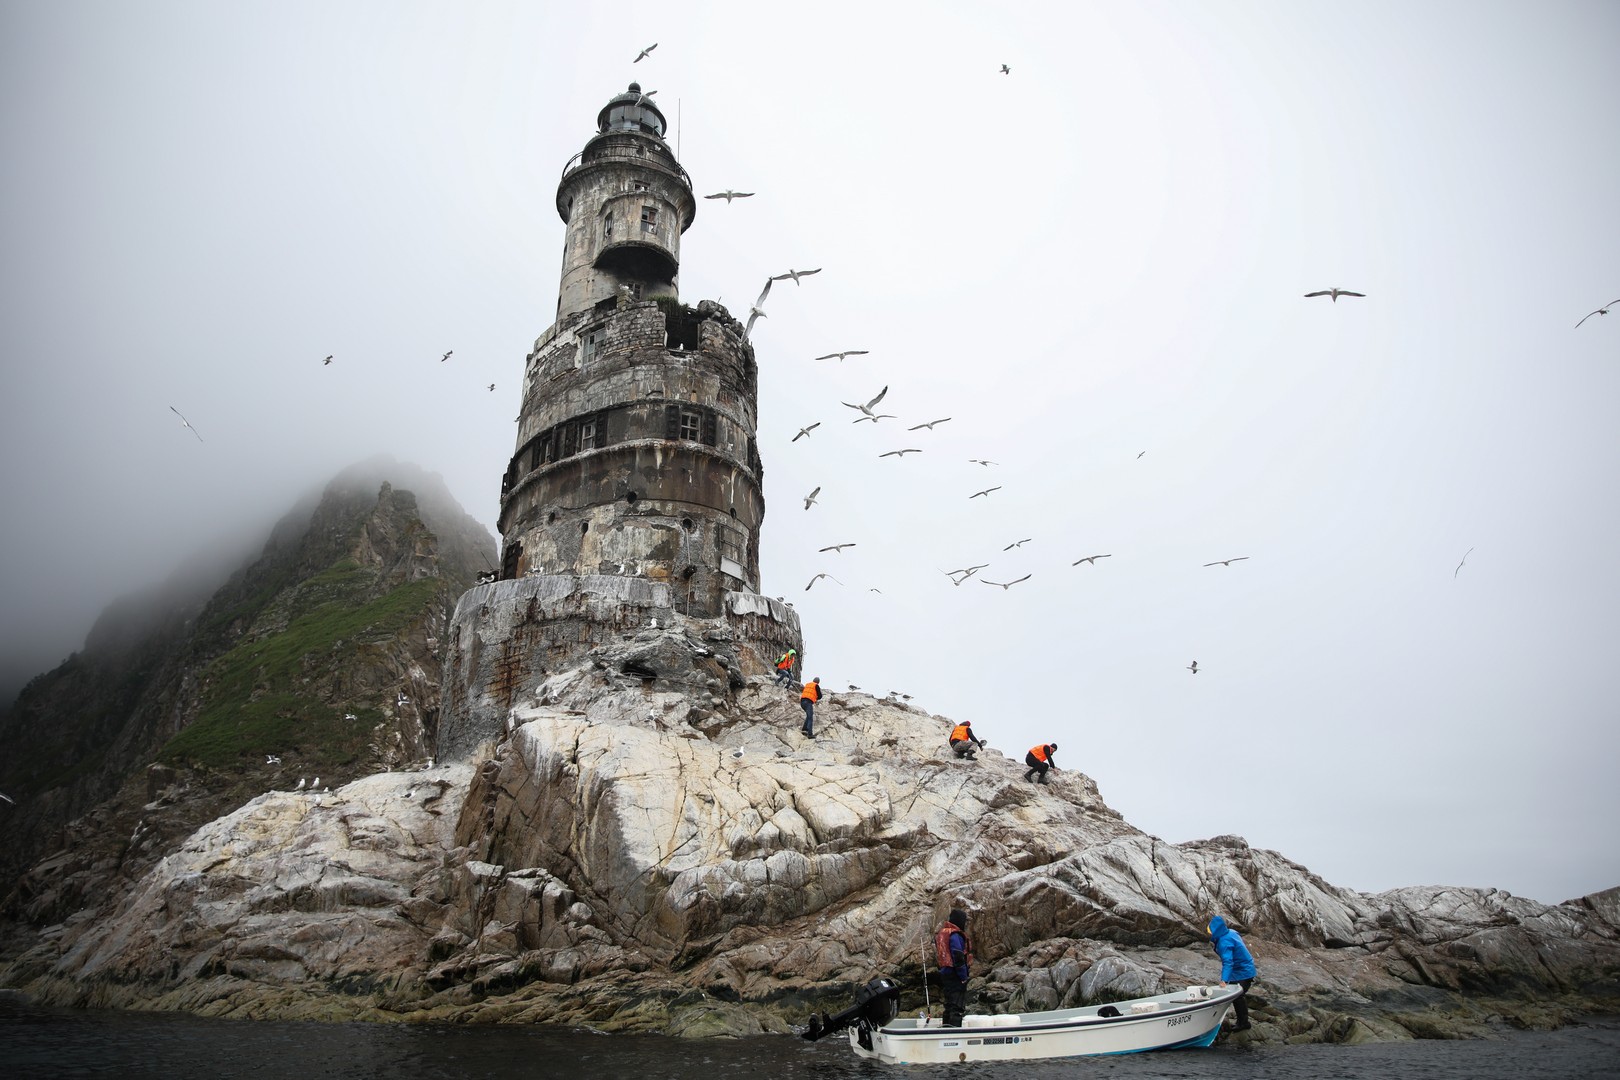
[[1072, 554, 1112, 566], [704, 190, 754, 203], [1304, 287, 1365, 302], [1003, 538, 1032, 550], [852, 413, 897, 424], [771, 268, 822, 285], [814, 349, 869, 362], [943, 565, 987, 586], [981, 575, 1032, 590], [169, 406, 203, 442], [908, 417, 951, 431], [1187, 661, 1199, 675], [805, 572, 844, 591], [323, 355, 333, 365], [634, 43, 657, 62], [1455, 547, 1474, 578], [792, 422, 821, 442], [969, 486, 1001, 499], [1203, 557, 1249, 567], [842, 385, 889, 417], [879, 448, 922, 458], [969, 458, 997, 466], [441, 350, 452, 361], [819, 543, 856, 553], [744, 278, 771, 339], [1000, 64, 1011, 74], [803, 486, 821, 510], [1576, 300, 1619, 328]]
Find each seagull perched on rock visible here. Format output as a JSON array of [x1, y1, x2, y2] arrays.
[[634, 43, 657, 62], [981, 575, 1032, 590], [1003, 538, 1032, 550], [704, 190, 754, 203], [805, 572, 843, 591], [1576, 300, 1620, 328], [792, 422, 821, 442], [879, 448, 922, 458], [969, 486, 1002, 499], [842, 385, 889, 417], [771, 267, 822, 285], [803, 486, 821, 510], [1304, 287, 1365, 302], [1072, 554, 1112, 566], [295, 778, 306, 791], [311, 777, 320, 790], [908, 417, 952, 431], [814, 349, 869, 362], [169, 406, 203, 442], [1203, 557, 1249, 567], [819, 543, 856, 553]]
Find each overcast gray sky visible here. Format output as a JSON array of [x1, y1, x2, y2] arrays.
[[2, 0, 1616, 905]]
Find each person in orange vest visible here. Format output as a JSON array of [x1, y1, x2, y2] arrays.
[[1023, 742, 1059, 784], [948, 721, 984, 760], [773, 647, 798, 687], [799, 677, 822, 738], [934, 908, 972, 1027]]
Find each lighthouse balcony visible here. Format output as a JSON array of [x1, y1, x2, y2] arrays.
[[594, 238, 677, 284]]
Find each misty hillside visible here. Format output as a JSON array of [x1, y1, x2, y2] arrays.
[[0, 457, 494, 926]]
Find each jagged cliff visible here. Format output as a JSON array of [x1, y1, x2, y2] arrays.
[[0, 457, 495, 932], [4, 605, 1616, 1045]]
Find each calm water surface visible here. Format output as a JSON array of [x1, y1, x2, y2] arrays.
[[4, 1001, 1619, 1079]]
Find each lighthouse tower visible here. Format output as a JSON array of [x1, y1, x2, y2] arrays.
[[438, 85, 800, 760]]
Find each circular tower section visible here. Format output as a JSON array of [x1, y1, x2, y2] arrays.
[[498, 86, 763, 620]]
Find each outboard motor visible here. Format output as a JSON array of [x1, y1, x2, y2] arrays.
[[802, 977, 901, 1042]]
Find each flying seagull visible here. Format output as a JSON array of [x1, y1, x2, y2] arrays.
[[441, 350, 452, 362], [1072, 554, 1112, 566], [1204, 557, 1250, 567], [487, 383, 496, 391], [805, 572, 844, 591], [969, 458, 997, 466], [981, 575, 1032, 590], [169, 406, 203, 442], [879, 448, 922, 458], [634, 43, 657, 63], [803, 486, 821, 510], [1576, 300, 1619, 328], [814, 350, 869, 362], [1304, 288, 1365, 302], [771, 268, 822, 285], [323, 355, 333, 365], [1000, 64, 1011, 74], [633, 88, 657, 108], [851, 413, 897, 424], [265, 755, 281, 765], [1455, 546, 1474, 579], [1003, 538, 1032, 550], [744, 277, 772, 338], [704, 190, 754, 203], [969, 486, 1001, 498], [842, 385, 890, 417], [944, 564, 988, 585], [908, 417, 952, 431], [1136, 450, 1145, 459], [792, 422, 821, 442], [819, 543, 856, 553], [0, 791, 14, 806], [1187, 661, 1199, 675]]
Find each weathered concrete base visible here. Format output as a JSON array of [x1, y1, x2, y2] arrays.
[[438, 576, 800, 762]]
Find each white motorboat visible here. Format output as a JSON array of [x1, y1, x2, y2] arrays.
[[806, 978, 1244, 1065]]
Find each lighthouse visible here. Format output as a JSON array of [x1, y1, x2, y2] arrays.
[[438, 85, 800, 760]]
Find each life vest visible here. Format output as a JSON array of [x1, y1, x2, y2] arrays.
[[775, 652, 795, 671], [1029, 744, 1052, 762], [950, 724, 973, 743], [800, 681, 820, 702], [934, 922, 971, 968]]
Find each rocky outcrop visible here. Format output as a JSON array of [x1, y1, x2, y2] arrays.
[[5, 613, 1617, 1043]]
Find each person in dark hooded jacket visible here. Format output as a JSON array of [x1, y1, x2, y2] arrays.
[[933, 908, 972, 1027], [1207, 915, 1256, 1030]]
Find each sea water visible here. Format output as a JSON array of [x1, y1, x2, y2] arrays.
[[4, 1000, 1618, 1079]]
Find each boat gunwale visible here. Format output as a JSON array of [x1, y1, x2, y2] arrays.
[[871, 985, 1242, 1042]]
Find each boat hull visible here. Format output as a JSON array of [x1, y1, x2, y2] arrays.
[[847, 985, 1241, 1065]]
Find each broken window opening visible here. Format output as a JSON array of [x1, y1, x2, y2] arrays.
[[581, 327, 604, 364], [581, 418, 598, 451], [640, 205, 658, 234]]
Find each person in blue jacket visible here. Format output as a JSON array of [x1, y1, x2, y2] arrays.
[[1207, 915, 1256, 1030], [933, 908, 972, 1027]]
